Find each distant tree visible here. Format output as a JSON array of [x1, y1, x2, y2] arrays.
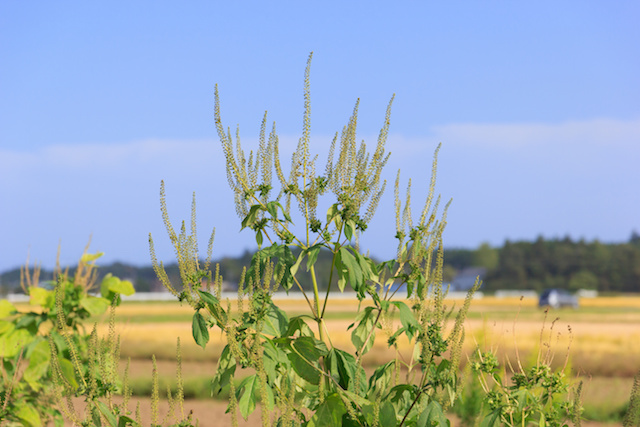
[[568, 269, 598, 291], [471, 242, 498, 270]]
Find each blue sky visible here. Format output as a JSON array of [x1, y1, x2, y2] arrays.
[[1, 2, 639, 272]]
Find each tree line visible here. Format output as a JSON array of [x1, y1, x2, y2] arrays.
[[2, 232, 639, 295]]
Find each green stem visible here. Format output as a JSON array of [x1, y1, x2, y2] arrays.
[[309, 264, 325, 343]]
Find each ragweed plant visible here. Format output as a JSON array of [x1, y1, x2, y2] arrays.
[[150, 52, 480, 426]]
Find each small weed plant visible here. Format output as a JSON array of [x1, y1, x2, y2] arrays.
[[0, 249, 135, 426]]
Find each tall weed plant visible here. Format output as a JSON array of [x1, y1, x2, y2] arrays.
[[148, 53, 586, 426]]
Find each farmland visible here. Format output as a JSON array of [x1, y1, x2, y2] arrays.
[[22, 295, 640, 425]]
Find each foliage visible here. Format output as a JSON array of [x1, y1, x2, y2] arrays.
[[149, 52, 514, 426], [0, 250, 134, 426]]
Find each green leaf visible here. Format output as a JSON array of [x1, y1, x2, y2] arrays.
[[117, 416, 138, 427], [339, 247, 362, 292], [59, 357, 78, 389], [108, 279, 135, 296], [290, 250, 305, 278], [391, 301, 420, 339], [80, 296, 110, 316], [198, 290, 219, 306], [212, 345, 236, 394], [417, 400, 449, 427], [286, 316, 315, 337], [0, 299, 16, 318], [305, 244, 322, 272], [307, 393, 347, 427], [262, 302, 289, 337], [101, 273, 119, 297], [0, 320, 14, 335], [326, 203, 340, 225], [480, 409, 502, 427], [287, 336, 328, 385], [199, 290, 227, 326], [16, 402, 42, 427], [0, 328, 33, 357], [351, 307, 376, 356], [81, 252, 104, 263], [344, 219, 354, 241], [241, 204, 262, 230], [192, 311, 209, 349], [236, 374, 260, 420], [367, 361, 395, 398], [96, 401, 118, 427], [255, 229, 263, 246], [379, 401, 397, 426], [327, 349, 365, 393], [266, 201, 279, 219], [24, 339, 51, 390], [29, 287, 53, 308], [101, 274, 135, 298]]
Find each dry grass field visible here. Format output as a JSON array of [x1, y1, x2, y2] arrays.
[[39, 295, 640, 425]]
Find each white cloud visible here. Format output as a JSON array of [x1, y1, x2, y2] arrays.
[[430, 116, 640, 149]]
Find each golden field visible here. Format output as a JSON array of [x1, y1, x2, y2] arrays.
[[97, 295, 640, 378], [20, 294, 637, 425]]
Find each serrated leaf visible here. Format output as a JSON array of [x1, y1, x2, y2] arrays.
[[327, 349, 366, 393], [339, 247, 362, 292], [307, 393, 347, 427], [198, 290, 219, 306], [0, 299, 16, 318], [326, 203, 339, 225], [391, 301, 419, 339], [266, 201, 278, 219], [344, 219, 354, 241], [417, 400, 449, 427], [199, 290, 227, 326], [306, 244, 322, 272], [236, 374, 259, 420], [192, 311, 209, 349], [80, 296, 110, 316], [480, 409, 502, 427], [287, 336, 328, 385], [367, 361, 395, 398], [241, 204, 262, 230], [351, 307, 375, 356], [212, 345, 236, 394], [261, 302, 289, 337], [286, 316, 315, 337]]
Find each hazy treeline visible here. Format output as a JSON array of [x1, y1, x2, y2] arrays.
[[2, 233, 639, 294], [446, 232, 640, 292]]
